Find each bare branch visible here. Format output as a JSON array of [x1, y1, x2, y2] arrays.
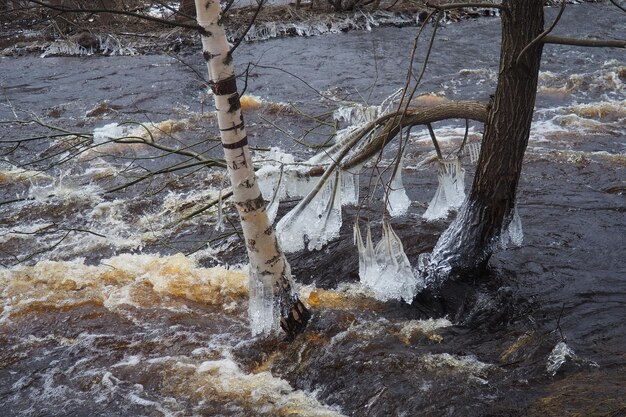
[[609, 0, 626, 14], [426, 2, 503, 11], [516, 0, 566, 67], [542, 35, 626, 49], [23, 0, 204, 32]]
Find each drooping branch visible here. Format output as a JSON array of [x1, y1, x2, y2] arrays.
[[542, 35, 626, 49], [341, 100, 488, 170]]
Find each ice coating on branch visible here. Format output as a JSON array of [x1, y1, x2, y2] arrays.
[[276, 171, 342, 253], [386, 155, 411, 217], [423, 157, 466, 221], [248, 269, 278, 336], [354, 220, 422, 302], [500, 205, 523, 248]]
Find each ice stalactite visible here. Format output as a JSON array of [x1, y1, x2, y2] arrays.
[[340, 167, 360, 206], [467, 142, 481, 164], [423, 157, 466, 221], [386, 153, 411, 217], [500, 205, 523, 249], [276, 171, 343, 253], [354, 220, 422, 303]]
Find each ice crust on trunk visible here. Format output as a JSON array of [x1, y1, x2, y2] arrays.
[[354, 220, 423, 302], [500, 205, 523, 248], [386, 155, 411, 217], [276, 171, 343, 252], [423, 157, 466, 221], [247, 269, 278, 336]]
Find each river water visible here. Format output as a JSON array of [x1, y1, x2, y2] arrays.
[[1, 4, 625, 416]]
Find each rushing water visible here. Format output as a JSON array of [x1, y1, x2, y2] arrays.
[[1, 4, 625, 416]]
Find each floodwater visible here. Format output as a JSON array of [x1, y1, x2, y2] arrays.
[[1, 3, 625, 416]]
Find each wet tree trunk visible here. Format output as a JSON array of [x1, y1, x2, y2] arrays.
[[193, 0, 309, 338], [427, 0, 545, 282]]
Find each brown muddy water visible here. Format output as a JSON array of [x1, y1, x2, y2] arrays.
[[1, 4, 625, 417]]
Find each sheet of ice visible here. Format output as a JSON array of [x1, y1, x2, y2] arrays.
[[423, 157, 466, 221], [341, 168, 360, 206], [355, 220, 422, 303], [386, 156, 411, 217], [276, 171, 342, 253]]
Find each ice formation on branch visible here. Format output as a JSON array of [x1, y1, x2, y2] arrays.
[[256, 148, 316, 223], [354, 220, 422, 302], [423, 157, 466, 221], [386, 153, 411, 217], [276, 171, 343, 253]]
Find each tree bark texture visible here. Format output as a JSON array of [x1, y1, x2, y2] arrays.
[[427, 0, 545, 282], [193, 0, 309, 338]]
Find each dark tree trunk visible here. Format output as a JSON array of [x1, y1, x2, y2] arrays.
[[179, 0, 196, 18], [426, 0, 545, 282]]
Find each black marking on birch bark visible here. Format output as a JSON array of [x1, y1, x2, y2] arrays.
[[229, 150, 247, 170], [240, 178, 255, 189], [203, 51, 220, 62], [235, 193, 265, 213], [280, 299, 311, 341], [199, 28, 212, 37], [228, 93, 241, 113], [264, 226, 273, 236], [204, 0, 212, 10], [265, 254, 281, 267], [246, 238, 258, 253], [210, 76, 237, 96], [222, 136, 248, 149], [219, 121, 245, 132]]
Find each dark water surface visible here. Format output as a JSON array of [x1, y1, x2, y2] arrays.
[[1, 3, 625, 416]]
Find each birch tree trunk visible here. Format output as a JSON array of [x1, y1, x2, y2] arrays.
[[426, 0, 545, 282], [193, 0, 309, 339]]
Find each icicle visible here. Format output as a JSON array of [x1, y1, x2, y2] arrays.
[[423, 157, 466, 221], [467, 142, 481, 164], [341, 168, 360, 206], [357, 221, 422, 303], [386, 154, 411, 217], [276, 170, 342, 253]]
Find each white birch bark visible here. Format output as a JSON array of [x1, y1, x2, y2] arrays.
[[194, 0, 309, 337]]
